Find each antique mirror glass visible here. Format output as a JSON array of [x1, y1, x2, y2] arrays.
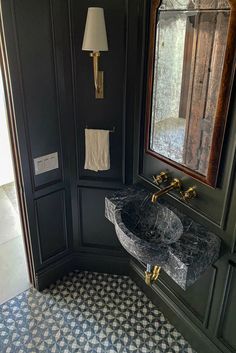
[[146, 0, 235, 186]]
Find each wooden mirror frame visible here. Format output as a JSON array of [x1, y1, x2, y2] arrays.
[[145, 0, 236, 187]]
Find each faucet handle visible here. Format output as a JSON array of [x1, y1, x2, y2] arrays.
[[181, 186, 197, 203], [170, 178, 181, 189], [153, 171, 168, 185]]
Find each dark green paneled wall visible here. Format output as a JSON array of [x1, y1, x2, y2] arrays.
[[1, 0, 75, 273], [131, 1, 236, 353], [1, 0, 138, 283], [2, 0, 236, 352]]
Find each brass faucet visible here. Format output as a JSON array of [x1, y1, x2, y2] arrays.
[[151, 178, 181, 203]]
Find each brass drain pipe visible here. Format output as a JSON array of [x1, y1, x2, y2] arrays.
[[145, 265, 161, 286]]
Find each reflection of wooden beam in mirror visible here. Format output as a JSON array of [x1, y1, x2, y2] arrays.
[[184, 10, 229, 175], [185, 11, 216, 174], [178, 15, 196, 121], [201, 11, 230, 173], [179, 14, 199, 166]]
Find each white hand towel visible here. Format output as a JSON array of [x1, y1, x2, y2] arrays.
[[84, 128, 110, 172]]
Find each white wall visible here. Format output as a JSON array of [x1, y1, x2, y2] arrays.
[[0, 70, 14, 186]]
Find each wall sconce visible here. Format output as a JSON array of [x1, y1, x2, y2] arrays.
[[82, 7, 108, 99]]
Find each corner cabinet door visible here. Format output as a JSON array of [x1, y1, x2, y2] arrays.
[[1, 0, 75, 289]]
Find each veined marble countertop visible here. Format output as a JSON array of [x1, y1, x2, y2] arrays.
[[105, 185, 221, 290]]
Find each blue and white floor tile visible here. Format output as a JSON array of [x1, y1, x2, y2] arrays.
[[0, 271, 196, 352]]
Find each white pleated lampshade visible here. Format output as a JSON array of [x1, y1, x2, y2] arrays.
[[82, 7, 108, 52]]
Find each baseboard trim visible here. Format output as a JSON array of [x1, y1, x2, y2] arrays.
[[129, 260, 223, 353], [36, 252, 129, 290], [36, 253, 76, 291], [74, 251, 130, 275]]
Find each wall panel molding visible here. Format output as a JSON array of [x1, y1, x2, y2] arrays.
[[8, 0, 35, 191], [70, 0, 130, 186], [1, 0, 75, 277], [215, 260, 236, 352], [35, 189, 70, 266], [129, 260, 223, 353], [160, 267, 217, 328], [48, 0, 65, 184], [13, 0, 65, 190], [77, 186, 124, 252], [132, 259, 217, 328], [203, 266, 217, 329]]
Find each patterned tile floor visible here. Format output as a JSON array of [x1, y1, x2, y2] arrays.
[[0, 271, 196, 353]]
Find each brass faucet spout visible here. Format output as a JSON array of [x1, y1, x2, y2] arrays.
[[151, 178, 181, 203]]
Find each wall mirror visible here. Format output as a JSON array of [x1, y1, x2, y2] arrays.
[[145, 0, 236, 187]]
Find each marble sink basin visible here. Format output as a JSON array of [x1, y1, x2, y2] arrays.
[[114, 199, 183, 266], [105, 185, 221, 290]]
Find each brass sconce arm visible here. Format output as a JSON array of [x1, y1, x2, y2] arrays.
[[90, 51, 100, 91], [90, 51, 104, 98]]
